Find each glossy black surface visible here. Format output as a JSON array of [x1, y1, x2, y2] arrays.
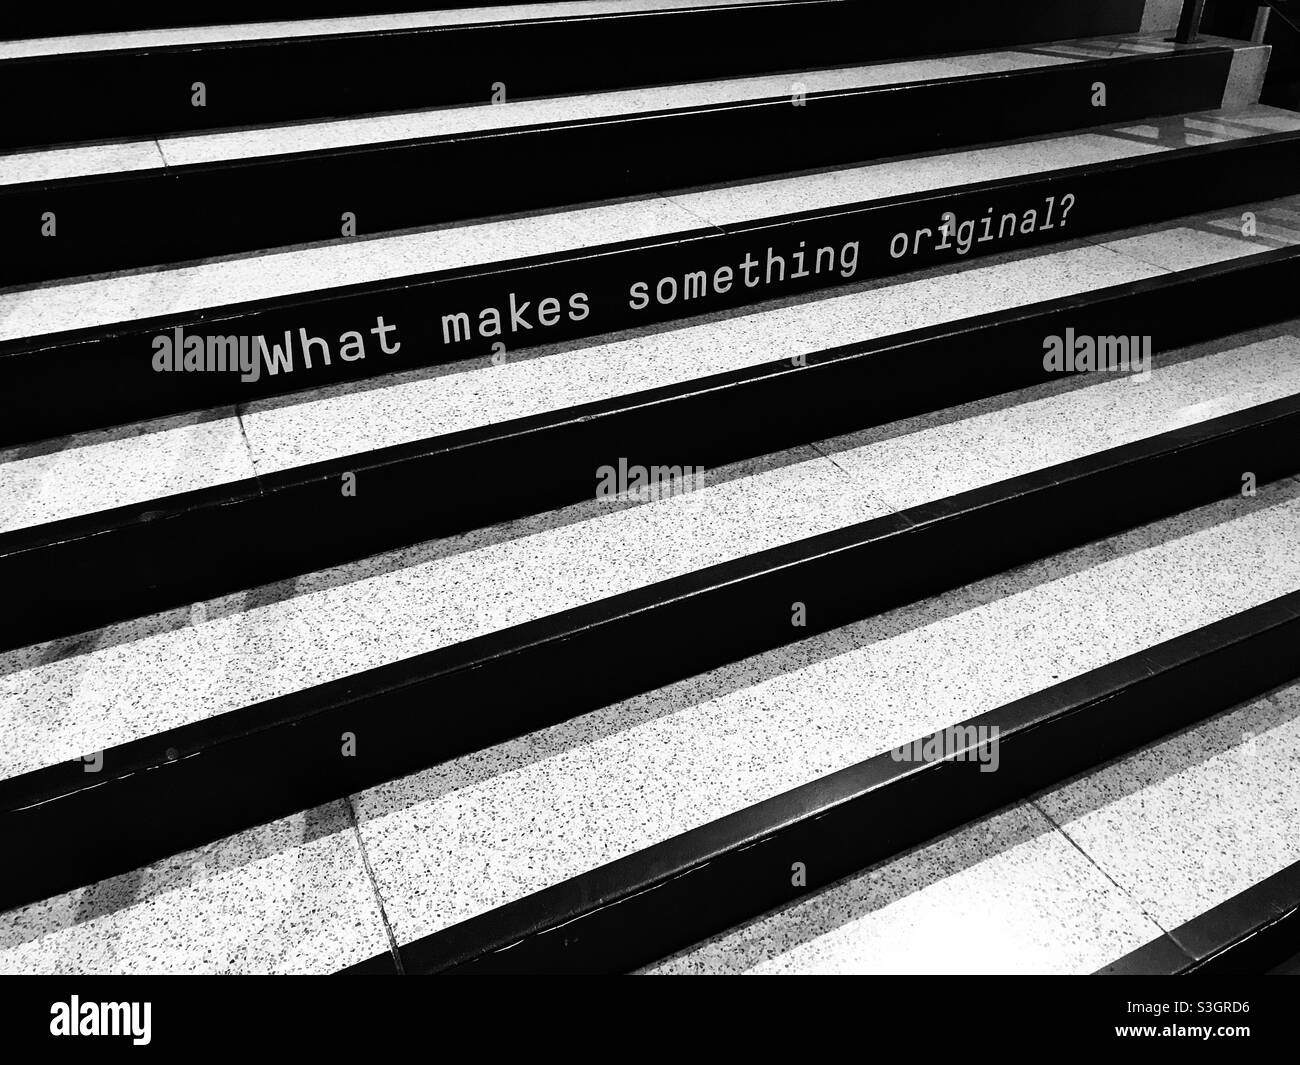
[[5, 246, 1298, 653], [5, 130, 1299, 447], [0, 49, 1233, 285], [0, 1, 1147, 145], [391, 593, 1300, 973], [2, 393, 1297, 914]]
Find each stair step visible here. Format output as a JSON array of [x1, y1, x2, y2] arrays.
[[0, 1, 1152, 145], [1, 0, 1293, 983], [643, 672, 1300, 974], [1, 0, 753, 50], [6, 465, 1297, 971], [5, 195, 1299, 648], [3, 325, 1298, 911], [5, 105, 1300, 444], [1, 37, 1248, 284]]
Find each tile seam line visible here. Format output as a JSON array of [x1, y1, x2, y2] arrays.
[[233, 406, 267, 493], [805, 439, 901, 515], [345, 795, 404, 975], [1030, 796, 1176, 939], [1077, 231, 1179, 276]]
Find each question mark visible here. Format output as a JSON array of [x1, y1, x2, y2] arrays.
[[1059, 193, 1076, 226]]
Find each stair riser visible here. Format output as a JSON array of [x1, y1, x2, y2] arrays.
[[5, 248, 1299, 652], [414, 596, 1300, 974], [0, 0, 1147, 147], [7, 131, 1300, 447], [3, 396, 1296, 913], [1, 49, 1234, 286]]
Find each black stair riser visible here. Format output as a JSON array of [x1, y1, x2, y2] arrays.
[[1, 49, 1234, 286], [6, 131, 1300, 447], [0, 0, 1147, 146], [4, 247, 1299, 653], [1, 396, 1297, 913], [399, 593, 1300, 974]]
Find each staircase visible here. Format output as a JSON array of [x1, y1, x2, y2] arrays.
[[2, 0, 1298, 975]]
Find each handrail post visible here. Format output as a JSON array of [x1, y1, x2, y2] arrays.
[[1174, 0, 1209, 42], [1252, 4, 1272, 43]]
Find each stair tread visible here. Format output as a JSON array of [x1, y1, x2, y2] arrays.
[[3, 331, 1297, 782], [0, 33, 1201, 179], [648, 677, 1300, 973], [5, 105, 1297, 347], [0, 0, 761, 59], [7, 194, 1299, 534], [5, 470, 1296, 972], [646, 801, 1162, 974], [2, 0, 1296, 978]]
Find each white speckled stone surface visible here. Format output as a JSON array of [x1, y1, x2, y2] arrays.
[[1037, 680, 1300, 931], [0, 0, 760, 59], [0, 801, 389, 974], [240, 239, 1164, 473], [351, 478, 1300, 948], [669, 104, 1300, 227], [239, 194, 1300, 474], [0, 447, 882, 779], [5, 338, 1300, 784], [662, 130, 1155, 227], [0, 140, 166, 187], [7, 105, 1299, 344], [820, 334, 1300, 508], [8, 33, 1204, 182], [10, 198, 1291, 512], [0, 195, 703, 344], [1099, 225, 1300, 271], [0, 410, 254, 534], [640, 803, 1160, 974]]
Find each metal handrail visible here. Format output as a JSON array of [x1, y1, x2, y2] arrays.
[[1176, 0, 1210, 42]]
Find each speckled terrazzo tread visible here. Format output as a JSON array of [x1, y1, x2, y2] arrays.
[[10, 191, 1300, 534], [0, 0, 857, 51], [642, 676, 1300, 975], [5, 234, 1300, 651], [1, 44, 1241, 286], [0, 0, 1151, 144], [5, 331, 1300, 772], [356, 591, 1300, 973], [3, 371, 1299, 914], [3, 450, 1293, 975], [7, 106, 1298, 344], [7, 109, 1300, 447]]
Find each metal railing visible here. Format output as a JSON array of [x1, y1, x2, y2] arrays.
[[1176, 0, 1210, 41]]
